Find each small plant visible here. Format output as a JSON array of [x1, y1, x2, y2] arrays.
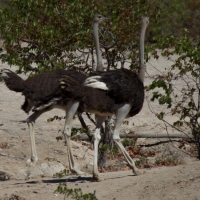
[[135, 156, 150, 168], [54, 169, 69, 179], [47, 115, 65, 122], [106, 144, 119, 160], [155, 155, 184, 166], [56, 136, 63, 142], [71, 127, 87, 137], [0, 142, 9, 149], [55, 127, 87, 142], [101, 144, 111, 152], [123, 120, 129, 125], [54, 169, 98, 200], [54, 184, 98, 200], [1, 194, 26, 200], [122, 138, 136, 147]]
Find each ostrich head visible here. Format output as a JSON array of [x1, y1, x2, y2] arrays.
[[93, 14, 109, 23]]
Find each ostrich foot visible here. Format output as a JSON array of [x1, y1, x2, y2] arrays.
[[92, 174, 103, 182], [134, 169, 141, 176], [26, 158, 37, 167], [133, 168, 145, 176]]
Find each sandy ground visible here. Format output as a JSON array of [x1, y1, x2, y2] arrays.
[[0, 54, 200, 200]]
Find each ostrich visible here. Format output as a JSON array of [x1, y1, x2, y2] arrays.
[[0, 69, 87, 174], [0, 14, 109, 175], [60, 16, 149, 181]]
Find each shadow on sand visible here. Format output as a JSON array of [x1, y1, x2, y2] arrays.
[[13, 171, 136, 185]]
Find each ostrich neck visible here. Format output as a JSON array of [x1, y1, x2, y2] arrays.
[[93, 22, 103, 71], [138, 21, 148, 83]]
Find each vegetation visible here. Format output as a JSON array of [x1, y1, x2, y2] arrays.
[[1, 194, 26, 200], [155, 155, 184, 166], [0, 1, 200, 199], [54, 169, 98, 200], [55, 185, 98, 200], [0, 0, 159, 74], [135, 154, 184, 168], [147, 30, 200, 158], [0, 0, 200, 173]]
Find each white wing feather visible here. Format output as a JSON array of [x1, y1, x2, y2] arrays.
[[84, 76, 108, 90], [0, 69, 10, 78]]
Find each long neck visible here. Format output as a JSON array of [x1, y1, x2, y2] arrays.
[[93, 22, 104, 71], [138, 17, 149, 83]]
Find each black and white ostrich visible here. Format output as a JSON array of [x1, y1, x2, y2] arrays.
[[0, 15, 109, 175], [60, 16, 149, 181], [0, 69, 87, 174]]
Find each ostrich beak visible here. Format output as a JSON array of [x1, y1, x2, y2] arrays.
[[104, 16, 110, 21]]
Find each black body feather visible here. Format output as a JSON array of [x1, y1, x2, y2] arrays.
[[78, 87, 116, 114], [1, 69, 25, 92], [1, 69, 87, 113], [81, 68, 144, 117], [101, 68, 144, 116]]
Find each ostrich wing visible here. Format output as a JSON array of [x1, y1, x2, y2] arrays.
[[85, 68, 144, 104], [59, 73, 86, 100], [23, 70, 86, 104]]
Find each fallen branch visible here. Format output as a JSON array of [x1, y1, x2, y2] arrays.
[[78, 132, 193, 141]]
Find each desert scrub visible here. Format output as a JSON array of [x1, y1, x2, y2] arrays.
[[135, 156, 151, 168], [54, 184, 97, 200], [155, 154, 184, 166], [54, 169, 97, 200]]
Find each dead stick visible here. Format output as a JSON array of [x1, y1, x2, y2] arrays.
[[78, 132, 193, 141]]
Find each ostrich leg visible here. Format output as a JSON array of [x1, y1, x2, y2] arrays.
[[63, 101, 84, 175], [26, 122, 38, 167], [112, 104, 141, 175], [93, 115, 106, 181], [26, 108, 53, 167]]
